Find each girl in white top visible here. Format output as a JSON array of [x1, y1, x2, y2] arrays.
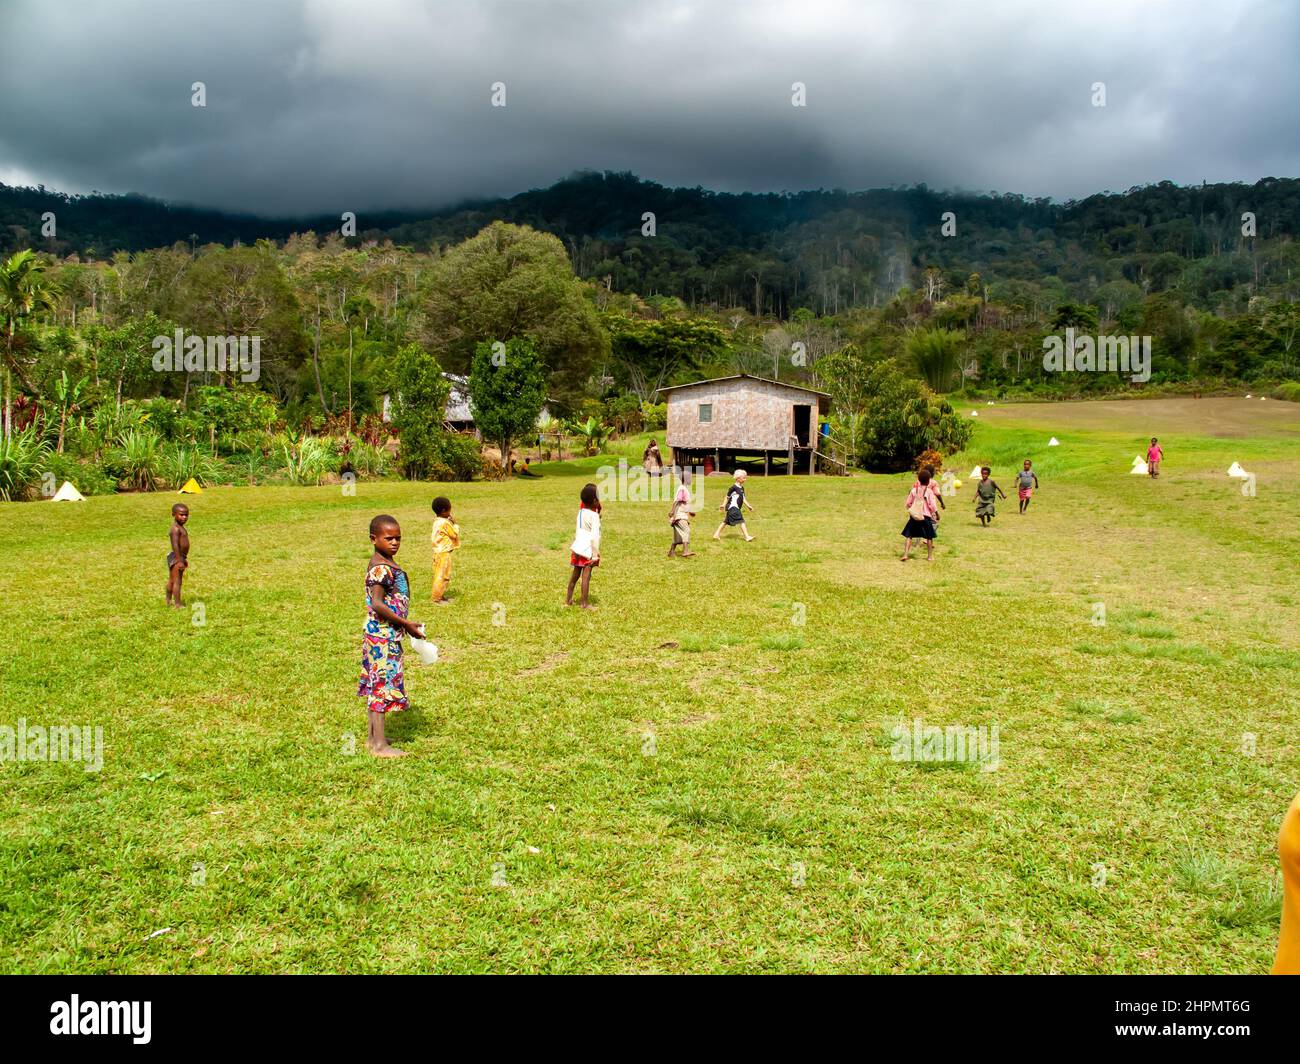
[[565, 482, 602, 609]]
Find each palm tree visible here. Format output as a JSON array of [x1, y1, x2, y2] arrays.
[[904, 327, 965, 393], [1, 250, 61, 439]]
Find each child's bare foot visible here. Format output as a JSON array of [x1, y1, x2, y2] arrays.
[[369, 744, 408, 758], [579, 603, 597, 610], [712, 534, 721, 540], [900, 555, 909, 562], [681, 551, 696, 558], [744, 535, 755, 542]]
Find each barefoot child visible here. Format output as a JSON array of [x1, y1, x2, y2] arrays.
[[713, 470, 755, 541], [565, 483, 602, 608], [358, 515, 425, 757], [430, 496, 461, 604], [166, 503, 190, 608], [667, 470, 696, 558], [1015, 460, 1039, 514], [974, 467, 1006, 526], [1146, 437, 1164, 478], [901, 468, 939, 561]]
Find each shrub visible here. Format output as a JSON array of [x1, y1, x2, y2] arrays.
[[0, 428, 52, 500], [280, 435, 336, 485], [158, 444, 222, 489], [340, 438, 390, 478], [641, 401, 667, 431], [139, 397, 202, 443], [42, 452, 117, 497], [604, 394, 643, 436], [912, 449, 945, 476], [190, 386, 278, 448], [1272, 381, 1300, 402], [429, 432, 482, 481], [111, 428, 163, 491]]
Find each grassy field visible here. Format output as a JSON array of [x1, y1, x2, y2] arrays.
[[1, 396, 1297, 973]]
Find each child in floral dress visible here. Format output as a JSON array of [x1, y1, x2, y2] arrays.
[[358, 514, 425, 757]]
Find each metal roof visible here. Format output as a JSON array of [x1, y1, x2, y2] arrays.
[[655, 374, 830, 400]]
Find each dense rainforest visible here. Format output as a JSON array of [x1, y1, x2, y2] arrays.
[[1, 171, 1297, 499]]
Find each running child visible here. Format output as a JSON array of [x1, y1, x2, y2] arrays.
[[974, 467, 1006, 526], [901, 468, 939, 562], [565, 483, 602, 609], [912, 465, 946, 518], [1015, 460, 1039, 513], [667, 469, 696, 558], [166, 503, 190, 608], [430, 496, 461, 604], [1147, 437, 1164, 478], [713, 470, 755, 541], [358, 514, 425, 757]]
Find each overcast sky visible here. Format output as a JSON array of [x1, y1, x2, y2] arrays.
[[1, 0, 1296, 217]]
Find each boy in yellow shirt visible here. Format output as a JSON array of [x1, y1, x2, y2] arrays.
[[430, 496, 461, 604]]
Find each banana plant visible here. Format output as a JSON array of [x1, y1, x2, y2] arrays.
[[51, 369, 88, 454], [568, 416, 610, 456]]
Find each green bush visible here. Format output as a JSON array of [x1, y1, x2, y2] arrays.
[[279, 435, 337, 485], [429, 432, 482, 481], [110, 428, 163, 491], [190, 386, 279, 445], [339, 437, 390, 478], [1272, 381, 1300, 402], [0, 428, 53, 501], [41, 452, 117, 497], [139, 397, 203, 443], [158, 444, 222, 489], [641, 401, 667, 430]]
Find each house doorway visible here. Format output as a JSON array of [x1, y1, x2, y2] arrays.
[[793, 404, 811, 448]]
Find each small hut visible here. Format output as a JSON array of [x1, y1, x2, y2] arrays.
[[657, 374, 830, 474]]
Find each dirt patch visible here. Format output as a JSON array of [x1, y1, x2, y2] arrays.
[[518, 652, 570, 676], [986, 396, 1300, 439]]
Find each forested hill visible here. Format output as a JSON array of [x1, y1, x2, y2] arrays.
[[4, 171, 1299, 313]]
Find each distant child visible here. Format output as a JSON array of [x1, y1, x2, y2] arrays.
[[565, 482, 602, 609], [1147, 437, 1164, 478], [713, 470, 755, 541], [430, 496, 461, 604], [358, 514, 424, 757], [667, 470, 696, 558], [1015, 460, 1040, 513], [901, 468, 939, 561], [166, 503, 190, 608], [974, 467, 1006, 526]]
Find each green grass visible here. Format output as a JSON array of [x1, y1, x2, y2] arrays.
[[0, 397, 1297, 973]]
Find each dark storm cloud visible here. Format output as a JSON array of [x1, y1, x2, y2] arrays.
[[1, 0, 1297, 216]]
